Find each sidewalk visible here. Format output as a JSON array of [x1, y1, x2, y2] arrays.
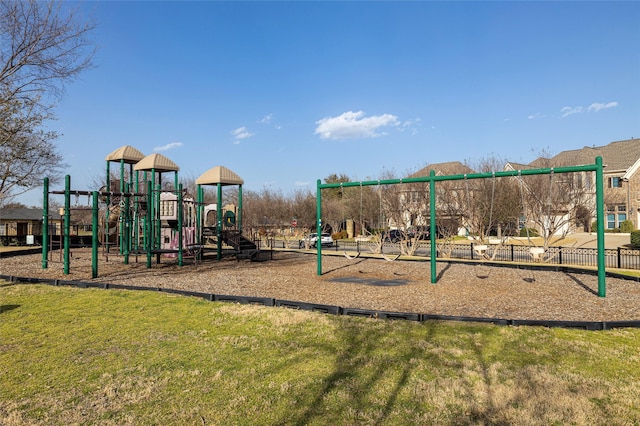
[[569, 232, 631, 249]]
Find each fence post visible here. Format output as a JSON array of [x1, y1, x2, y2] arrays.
[[510, 244, 514, 262], [617, 247, 621, 269], [470, 243, 475, 260], [558, 246, 563, 265]]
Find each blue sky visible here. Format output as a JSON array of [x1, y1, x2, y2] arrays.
[[19, 1, 640, 206]]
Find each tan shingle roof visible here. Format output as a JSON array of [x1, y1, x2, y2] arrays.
[[410, 161, 475, 178], [532, 139, 640, 171]]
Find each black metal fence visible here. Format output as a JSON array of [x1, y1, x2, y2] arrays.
[[265, 238, 640, 270]]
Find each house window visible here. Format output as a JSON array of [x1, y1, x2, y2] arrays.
[[608, 177, 623, 188], [606, 204, 628, 229]]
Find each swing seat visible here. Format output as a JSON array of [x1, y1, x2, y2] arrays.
[[473, 244, 488, 255], [529, 247, 545, 261]]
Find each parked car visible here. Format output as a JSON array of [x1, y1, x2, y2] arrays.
[[381, 230, 403, 243], [299, 233, 334, 248]]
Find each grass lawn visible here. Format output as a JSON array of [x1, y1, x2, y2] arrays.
[[1, 283, 639, 425]]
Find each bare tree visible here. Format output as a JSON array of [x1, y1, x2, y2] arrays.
[[0, 0, 95, 204]]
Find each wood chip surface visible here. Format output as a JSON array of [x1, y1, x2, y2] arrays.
[[2, 249, 640, 322]]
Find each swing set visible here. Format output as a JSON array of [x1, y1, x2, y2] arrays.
[[315, 157, 608, 297]]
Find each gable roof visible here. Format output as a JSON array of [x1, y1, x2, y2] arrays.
[[410, 161, 475, 178], [531, 138, 640, 171], [0, 208, 61, 221]]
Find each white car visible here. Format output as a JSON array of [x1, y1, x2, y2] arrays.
[[299, 233, 333, 248]]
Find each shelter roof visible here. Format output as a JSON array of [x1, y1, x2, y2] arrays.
[[105, 145, 145, 164], [133, 153, 179, 172], [196, 166, 244, 186]]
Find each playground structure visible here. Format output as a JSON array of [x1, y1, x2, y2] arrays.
[[41, 145, 258, 278], [315, 157, 608, 297]]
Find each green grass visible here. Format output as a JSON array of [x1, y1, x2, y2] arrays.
[[1, 283, 639, 425]]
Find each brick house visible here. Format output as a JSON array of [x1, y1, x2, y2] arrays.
[[534, 138, 640, 231]]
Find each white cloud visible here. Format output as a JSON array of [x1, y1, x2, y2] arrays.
[[561, 101, 617, 118], [153, 142, 183, 152], [528, 112, 545, 120], [259, 114, 273, 124], [231, 126, 254, 143], [588, 101, 618, 112], [560, 106, 583, 118], [295, 181, 310, 187], [314, 111, 400, 140]]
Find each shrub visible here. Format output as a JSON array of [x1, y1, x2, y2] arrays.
[[332, 230, 348, 240], [631, 230, 640, 247], [591, 221, 598, 232], [519, 227, 539, 238], [619, 220, 635, 233]]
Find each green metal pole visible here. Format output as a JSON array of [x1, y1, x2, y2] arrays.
[[429, 170, 437, 284], [217, 182, 222, 260], [146, 180, 152, 268], [197, 184, 202, 246], [134, 170, 139, 252], [595, 156, 606, 297], [123, 183, 130, 265], [105, 161, 111, 253], [156, 175, 162, 252], [178, 183, 184, 267], [63, 175, 71, 275], [238, 184, 243, 234], [317, 179, 322, 275], [119, 159, 125, 254], [42, 177, 49, 269], [92, 190, 99, 278]]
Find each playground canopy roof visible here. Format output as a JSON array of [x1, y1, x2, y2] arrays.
[[196, 166, 244, 186], [133, 153, 180, 172], [105, 145, 145, 164]]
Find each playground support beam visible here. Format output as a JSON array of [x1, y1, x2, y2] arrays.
[[217, 182, 223, 261], [178, 183, 183, 267], [42, 177, 49, 269], [92, 190, 99, 278], [316, 157, 607, 296], [595, 156, 606, 297], [63, 175, 71, 275], [429, 170, 437, 283]]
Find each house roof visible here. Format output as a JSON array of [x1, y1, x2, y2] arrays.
[[531, 138, 640, 172], [196, 166, 244, 186], [504, 162, 533, 171], [0, 208, 61, 221], [410, 161, 475, 178]]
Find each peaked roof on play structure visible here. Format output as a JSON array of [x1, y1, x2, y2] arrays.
[[196, 166, 244, 186], [105, 145, 145, 164], [133, 153, 180, 172]]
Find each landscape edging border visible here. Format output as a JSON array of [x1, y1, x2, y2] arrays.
[[2, 273, 640, 331]]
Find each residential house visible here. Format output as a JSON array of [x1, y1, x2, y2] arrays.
[[403, 162, 476, 235], [529, 138, 640, 231], [0, 207, 62, 245]]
